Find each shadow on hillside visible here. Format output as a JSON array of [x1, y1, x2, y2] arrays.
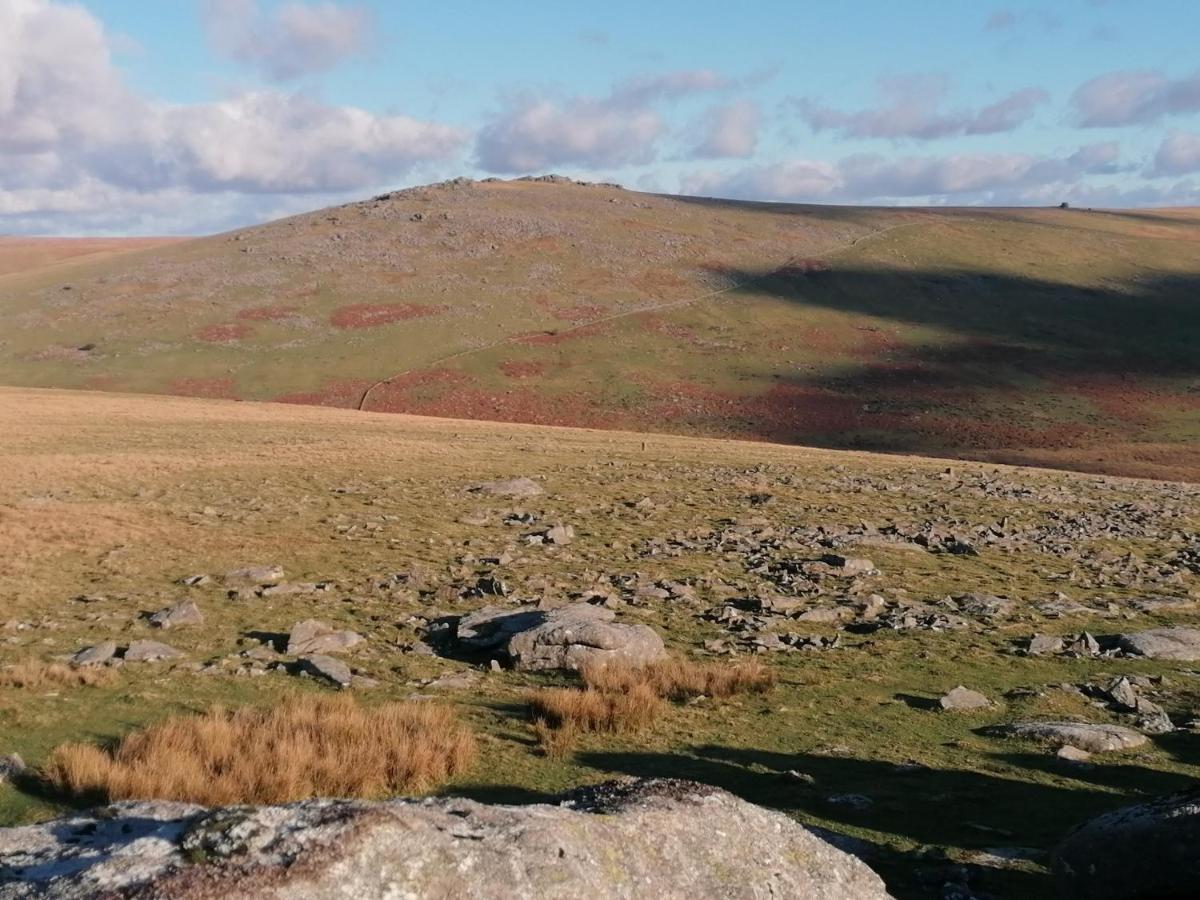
[[663, 259, 1200, 470]]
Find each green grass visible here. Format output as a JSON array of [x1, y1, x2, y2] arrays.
[[1, 386, 1198, 897]]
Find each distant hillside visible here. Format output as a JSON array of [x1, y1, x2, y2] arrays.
[[1, 178, 1198, 480]]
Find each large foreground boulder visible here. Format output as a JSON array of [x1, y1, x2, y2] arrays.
[[1053, 789, 1200, 899], [0, 779, 892, 899], [456, 603, 667, 671]]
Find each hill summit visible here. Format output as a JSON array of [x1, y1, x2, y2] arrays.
[[2, 177, 1198, 480]]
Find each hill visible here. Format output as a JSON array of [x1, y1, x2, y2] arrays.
[[1, 387, 1198, 899], [1, 179, 1198, 481]]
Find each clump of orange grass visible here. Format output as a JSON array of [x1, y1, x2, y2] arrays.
[[0, 660, 112, 689], [581, 657, 776, 700], [41, 694, 476, 805], [528, 657, 775, 756]]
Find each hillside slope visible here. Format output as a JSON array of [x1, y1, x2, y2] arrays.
[[1, 179, 1198, 480], [2, 386, 1199, 900]]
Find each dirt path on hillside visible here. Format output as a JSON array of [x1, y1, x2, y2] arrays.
[[357, 221, 919, 412]]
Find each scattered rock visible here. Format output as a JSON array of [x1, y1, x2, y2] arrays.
[[1118, 627, 1200, 661], [299, 654, 353, 688], [1027, 634, 1064, 655], [70, 641, 117, 667], [148, 601, 203, 630], [0, 779, 893, 900], [542, 523, 575, 545], [0, 753, 25, 784], [1056, 745, 1092, 763], [821, 555, 877, 577], [124, 640, 184, 663], [506, 604, 668, 672], [286, 620, 364, 655], [468, 477, 544, 498], [1053, 788, 1200, 899], [939, 686, 991, 711], [224, 565, 285, 586], [993, 721, 1148, 753]]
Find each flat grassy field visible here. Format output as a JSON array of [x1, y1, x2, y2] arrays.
[[2, 182, 1197, 481], [1, 387, 1198, 898]]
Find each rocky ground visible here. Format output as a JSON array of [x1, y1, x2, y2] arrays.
[[1, 387, 1199, 899]]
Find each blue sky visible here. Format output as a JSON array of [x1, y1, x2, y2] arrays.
[[3, 0, 1200, 234]]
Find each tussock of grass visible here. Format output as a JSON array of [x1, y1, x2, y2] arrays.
[[528, 684, 663, 735], [581, 658, 776, 700], [0, 661, 112, 689], [42, 694, 475, 805]]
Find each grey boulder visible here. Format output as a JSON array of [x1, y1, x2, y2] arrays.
[[299, 654, 352, 688], [224, 565, 285, 586], [1053, 789, 1200, 899], [992, 721, 1148, 753], [149, 601, 203, 630], [69, 641, 117, 667], [0, 779, 893, 900], [1117, 627, 1200, 661], [939, 686, 991, 711], [286, 620, 364, 656]]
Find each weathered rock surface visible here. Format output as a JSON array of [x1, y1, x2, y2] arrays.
[[149, 600, 203, 630], [124, 640, 183, 662], [993, 721, 1148, 753], [1117, 627, 1200, 661], [0, 755, 24, 786], [0, 779, 893, 899], [467, 477, 544, 498], [939, 686, 991, 711], [69, 641, 116, 667], [224, 565, 285, 586], [455, 603, 666, 671], [1053, 789, 1200, 899], [299, 654, 352, 688], [286, 620, 364, 656]]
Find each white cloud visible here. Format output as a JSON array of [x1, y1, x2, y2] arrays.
[[1071, 69, 1200, 127], [691, 100, 760, 159], [201, 0, 372, 81], [791, 75, 1048, 141], [0, 0, 465, 232], [680, 144, 1132, 205], [1152, 133, 1200, 176], [475, 70, 732, 173]]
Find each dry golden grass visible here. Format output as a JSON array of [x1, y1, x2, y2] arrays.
[[581, 658, 776, 700], [528, 684, 663, 735], [0, 661, 112, 690], [41, 694, 476, 805]]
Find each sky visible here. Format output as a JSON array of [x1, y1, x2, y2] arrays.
[[3, 0, 1200, 234]]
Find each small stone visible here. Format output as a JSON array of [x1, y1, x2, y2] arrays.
[[224, 565, 285, 586], [1056, 745, 1092, 763], [0, 753, 26, 784], [468, 477, 543, 498], [71, 641, 117, 666], [939, 686, 991, 711], [148, 601, 203, 630], [124, 640, 184, 663], [821, 555, 877, 577], [299, 654, 352, 687], [1028, 634, 1064, 655], [543, 523, 575, 545]]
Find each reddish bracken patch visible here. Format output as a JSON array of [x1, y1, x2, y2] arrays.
[[499, 360, 547, 379], [168, 377, 240, 400], [195, 322, 252, 342], [276, 379, 374, 409], [330, 303, 445, 329], [237, 305, 300, 321]]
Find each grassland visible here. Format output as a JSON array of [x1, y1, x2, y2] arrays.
[[1, 386, 1198, 898], [2, 181, 1198, 481]]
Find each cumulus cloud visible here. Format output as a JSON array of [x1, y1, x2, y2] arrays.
[[690, 100, 760, 159], [0, 0, 465, 233], [1152, 133, 1200, 176], [681, 143, 1128, 205], [475, 69, 731, 173], [201, 0, 372, 81], [791, 75, 1048, 140], [1071, 69, 1200, 126]]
